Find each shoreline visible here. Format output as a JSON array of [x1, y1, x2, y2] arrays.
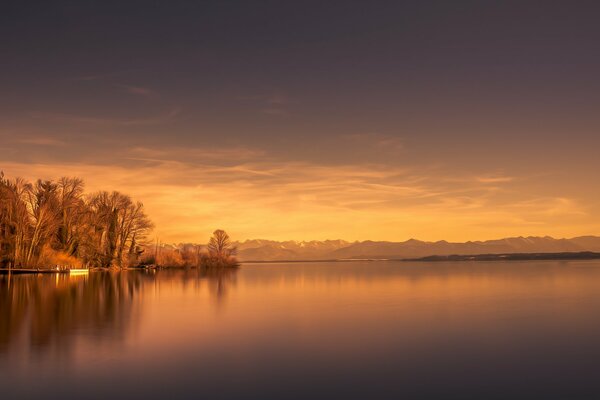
[[3, 251, 600, 274], [0, 264, 240, 275], [237, 251, 600, 263]]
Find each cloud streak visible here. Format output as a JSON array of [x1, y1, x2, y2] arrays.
[[29, 108, 181, 127], [0, 143, 592, 242], [15, 136, 69, 146], [117, 84, 159, 98]]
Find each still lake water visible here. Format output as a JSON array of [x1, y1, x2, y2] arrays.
[[2, 260, 600, 399]]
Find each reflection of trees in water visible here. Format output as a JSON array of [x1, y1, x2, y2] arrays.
[[153, 267, 238, 304], [201, 267, 238, 303], [0, 272, 140, 355], [0, 268, 239, 355]]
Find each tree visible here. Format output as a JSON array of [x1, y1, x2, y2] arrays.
[[56, 177, 86, 256], [206, 229, 238, 268], [87, 191, 153, 268], [207, 229, 234, 258], [24, 180, 61, 266], [0, 173, 32, 267], [0, 172, 154, 269]]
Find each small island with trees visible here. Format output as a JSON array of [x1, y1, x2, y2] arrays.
[[0, 172, 238, 273]]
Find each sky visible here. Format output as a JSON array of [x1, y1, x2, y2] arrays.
[[1, 1, 600, 243]]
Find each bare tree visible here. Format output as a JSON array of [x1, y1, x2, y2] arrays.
[[1, 172, 154, 270], [24, 180, 61, 266], [56, 177, 86, 256], [87, 191, 153, 268], [0, 173, 32, 267], [207, 229, 235, 258]]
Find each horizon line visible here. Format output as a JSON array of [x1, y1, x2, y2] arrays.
[[155, 234, 600, 246]]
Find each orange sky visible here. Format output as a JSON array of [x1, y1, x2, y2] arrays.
[[2, 138, 598, 243], [2, 2, 600, 243]]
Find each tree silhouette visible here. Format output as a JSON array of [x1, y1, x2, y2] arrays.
[[208, 229, 234, 258], [206, 229, 238, 268]]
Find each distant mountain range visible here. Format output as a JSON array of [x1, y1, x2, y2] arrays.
[[234, 236, 600, 261]]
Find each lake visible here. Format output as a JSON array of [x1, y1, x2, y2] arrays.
[[2, 261, 600, 399]]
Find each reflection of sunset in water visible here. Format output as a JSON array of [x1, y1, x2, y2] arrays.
[[3, 262, 600, 399], [0, 268, 238, 360], [0, 272, 139, 358]]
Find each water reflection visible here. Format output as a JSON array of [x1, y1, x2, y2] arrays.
[[0, 268, 238, 357], [153, 267, 238, 303], [3, 262, 600, 399]]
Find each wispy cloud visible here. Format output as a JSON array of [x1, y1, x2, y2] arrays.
[[344, 133, 404, 151], [15, 136, 69, 146], [261, 108, 290, 116], [0, 146, 589, 242], [127, 146, 266, 162], [69, 70, 136, 82], [30, 107, 181, 127], [507, 197, 587, 217], [116, 84, 158, 98], [238, 93, 291, 116], [476, 175, 514, 184]]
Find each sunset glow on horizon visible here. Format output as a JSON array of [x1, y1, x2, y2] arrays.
[[2, 2, 599, 243], [2, 141, 598, 243]]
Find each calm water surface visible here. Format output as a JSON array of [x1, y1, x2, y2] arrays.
[[2, 261, 600, 399]]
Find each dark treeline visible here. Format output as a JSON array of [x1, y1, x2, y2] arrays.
[[0, 172, 153, 269]]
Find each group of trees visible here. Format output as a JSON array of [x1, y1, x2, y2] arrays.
[[0, 172, 239, 270], [146, 230, 239, 269], [0, 172, 153, 269], [0, 171, 237, 268]]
